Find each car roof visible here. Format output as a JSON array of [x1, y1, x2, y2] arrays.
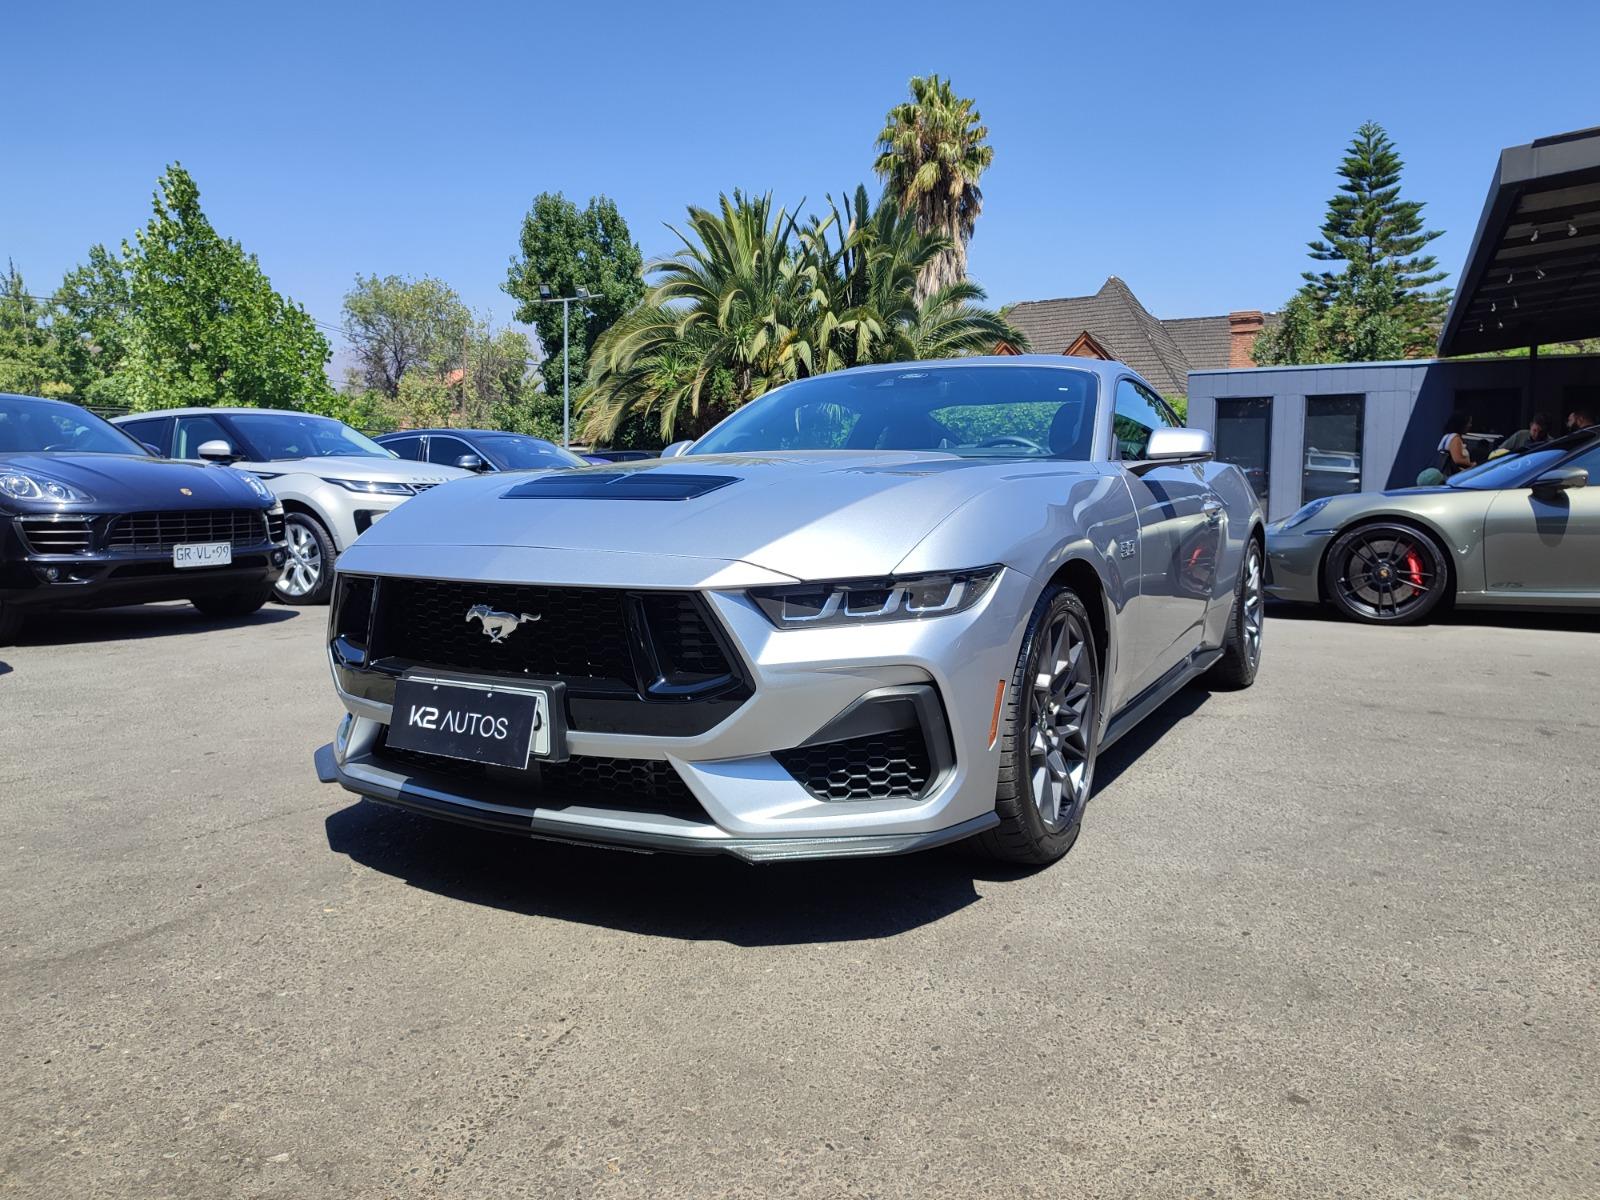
[[111, 407, 340, 420], [378, 428, 547, 439]]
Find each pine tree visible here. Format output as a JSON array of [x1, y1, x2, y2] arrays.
[[1256, 122, 1451, 364]]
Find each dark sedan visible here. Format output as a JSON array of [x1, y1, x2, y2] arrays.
[[375, 429, 588, 472], [0, 394, 287, 643]]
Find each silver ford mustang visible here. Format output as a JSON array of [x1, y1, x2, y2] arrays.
[[315, 358, 1264, 865]]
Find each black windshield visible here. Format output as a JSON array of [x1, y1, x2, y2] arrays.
[[689, 365, 1100, 459], [0, 395, 147, 455], [478, 435, 584, 470]]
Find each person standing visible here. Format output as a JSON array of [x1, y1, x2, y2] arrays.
[[1498, 412, 1554, 454]]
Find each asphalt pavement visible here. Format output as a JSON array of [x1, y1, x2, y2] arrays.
[[1, 600, 1597, 1198]]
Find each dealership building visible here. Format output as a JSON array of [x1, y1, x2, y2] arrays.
[[1187, 126, 1600, 520]]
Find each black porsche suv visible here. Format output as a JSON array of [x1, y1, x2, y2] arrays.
[[0, 394, 287, 643]]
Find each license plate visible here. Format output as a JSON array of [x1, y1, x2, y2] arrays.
[[387, 673, 565, 768], [173, 542, 233, 569]]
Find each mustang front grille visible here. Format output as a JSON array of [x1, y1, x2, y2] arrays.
[[107, 509, 269, 552], [18, 516, 94, 555]]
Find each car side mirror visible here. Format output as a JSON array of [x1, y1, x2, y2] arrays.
[[455, 454, 488, 472], [1532, 465, 1588, 495], [140, 442, 162, 457], [661, 440, 693, 458], [196, 439, 237, 462], [1127, 428, 1214, 474]]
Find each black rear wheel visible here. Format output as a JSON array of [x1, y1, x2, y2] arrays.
[[975, 586, 1101, 866], [1322, 522, 1449, 625]]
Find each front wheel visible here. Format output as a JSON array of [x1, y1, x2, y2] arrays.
[[975, 586, 1101, 866], [276, 513, 336, 606], [1322, 522, 1449, 625], [1205, 537, 1264, 689]]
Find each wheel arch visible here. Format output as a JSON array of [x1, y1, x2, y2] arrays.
[[1043, 555, 1112, 681]]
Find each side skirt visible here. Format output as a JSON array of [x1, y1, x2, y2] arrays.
[[1100, 644, 1223, 753]]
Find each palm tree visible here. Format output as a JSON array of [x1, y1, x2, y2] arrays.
[[874, 75, 994, 304], [580, 192, 817, 444]]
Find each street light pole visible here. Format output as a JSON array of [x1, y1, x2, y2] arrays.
[[535, 284, 592, 449]]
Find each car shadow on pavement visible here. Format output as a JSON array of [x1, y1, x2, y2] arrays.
[[323, 799, 1019, 946], [1093, 685, 1209, 792], [1266, 599, 1596, 633], [13, 602, 299, 647]]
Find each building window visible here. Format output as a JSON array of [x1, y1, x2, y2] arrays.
[[1302, 394, 1364, 502], [1215, 397, 1271, 504]]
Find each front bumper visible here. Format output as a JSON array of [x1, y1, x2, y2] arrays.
[[318, 564, 1035, 860], [1, 519, 287, 609], [1263, 523, 1334, 604]]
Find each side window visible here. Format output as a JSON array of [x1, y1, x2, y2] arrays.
[[426, 435, 471, 466], [1561, 441, 1600, 478], [119, 416, 173, 455], [383, 435, 424, 461], [174, 414, 232, 459], [1112, 379, 1176, 459]]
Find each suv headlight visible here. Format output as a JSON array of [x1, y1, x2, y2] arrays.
[[750, 567, 1002, 629], [1278, 497, 1333, 531], [320, 477, 413, 495], [0, 472, 94, 503]]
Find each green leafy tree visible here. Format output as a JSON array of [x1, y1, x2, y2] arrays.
[[504, 193, 645, 395], [0, 262, 72, 398], [874, 75, 994, 304], [1256, 123, 1450, 364], [52, 245, 133, 404], [342, 274, 472, 397], [119, 164, 333, 412]]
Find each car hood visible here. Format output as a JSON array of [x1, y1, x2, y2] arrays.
[[245, 455, 469, 484], [346, 451, 1074, 580], [0, 452, 266, 509]]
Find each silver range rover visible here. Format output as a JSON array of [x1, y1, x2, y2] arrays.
[[316, 358, 1265, 866]]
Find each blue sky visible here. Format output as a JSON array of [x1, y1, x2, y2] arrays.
[[7, 0, 1598, 353]]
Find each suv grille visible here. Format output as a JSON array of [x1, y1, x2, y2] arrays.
[[108, 509, 268, 551], [376, 736, 706, 819], [774, 727, 934, 803], [18, 516, 94, 555]]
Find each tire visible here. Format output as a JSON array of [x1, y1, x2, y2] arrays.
[[974, 585, 1101, 867], [0, 602, 22, 647], [1205, 536, 1265, 689], [276, 512, 336, 606], [191, 586, 274, 618], [1322, 521, 1449, 625]]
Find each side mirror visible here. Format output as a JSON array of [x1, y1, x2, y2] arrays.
[[455, 454, 488, 472], [196, 439, 237, 462], [661, 440, 693, 458], [1128, 428, 1213, 474], [1532, 465, 1588, 495], [141, 442, 162, 457]]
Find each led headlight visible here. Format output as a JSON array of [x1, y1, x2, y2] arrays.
[[0, 472, 94, 503], [320, 477, 413, 495], [750, 566, 1002, 629], [1278, 497, 1333, 531]]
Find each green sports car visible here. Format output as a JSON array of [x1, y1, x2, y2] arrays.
[[1266, 428, 1600, 624]]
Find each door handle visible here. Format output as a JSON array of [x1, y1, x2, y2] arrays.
[[1201, 497, 1224, 522]]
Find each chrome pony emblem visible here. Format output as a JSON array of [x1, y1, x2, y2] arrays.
[[465, 604, 539, 643]]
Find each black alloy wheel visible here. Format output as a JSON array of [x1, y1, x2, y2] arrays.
[[1323, 522, 1449, 625]]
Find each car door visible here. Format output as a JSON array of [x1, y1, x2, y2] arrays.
[[1114, 378, 1219, 696], [1482, 440, 1600, 598]]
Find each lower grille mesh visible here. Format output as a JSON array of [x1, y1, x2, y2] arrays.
[[774, 727, 934, 802], [375, 734, 706, 819]]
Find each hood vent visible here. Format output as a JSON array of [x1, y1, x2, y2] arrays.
[[502, 471, 736, 501]]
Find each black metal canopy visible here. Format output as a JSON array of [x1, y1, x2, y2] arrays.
[[1439, 126, 1600, 357]]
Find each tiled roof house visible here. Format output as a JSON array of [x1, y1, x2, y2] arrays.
[[998, 277, 1276, 396]]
